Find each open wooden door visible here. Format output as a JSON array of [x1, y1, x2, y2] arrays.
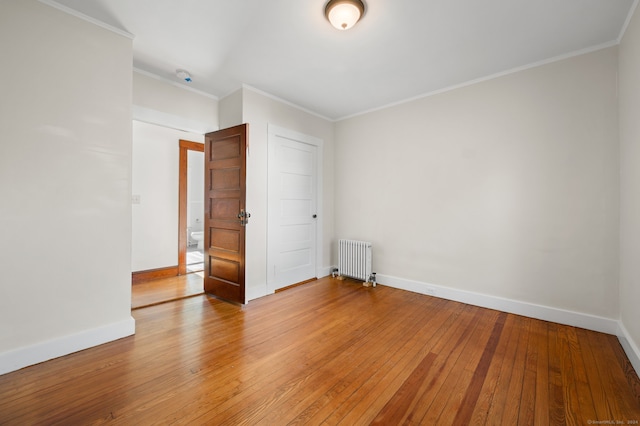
[[204, 124, 248, 304]]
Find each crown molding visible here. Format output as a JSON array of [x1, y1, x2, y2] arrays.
[[618, 0, 640, 43], [241, 84, 334, 122], [337, 40, 619, 121], [38, 0, 134, 39], [133, 68, 218, 101]]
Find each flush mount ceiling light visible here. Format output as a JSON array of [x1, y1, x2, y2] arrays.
[[325, 0, 365, 30]]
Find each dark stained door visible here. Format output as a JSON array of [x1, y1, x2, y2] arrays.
[[204, 124, 248, 304]]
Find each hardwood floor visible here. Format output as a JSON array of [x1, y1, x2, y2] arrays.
[[131, 272, 204, 309], [1, 277, 639, 424]]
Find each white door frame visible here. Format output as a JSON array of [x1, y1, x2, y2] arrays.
[[267, 124, 323, 294]]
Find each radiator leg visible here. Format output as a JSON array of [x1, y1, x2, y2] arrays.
[[363, 273, 377, 288]]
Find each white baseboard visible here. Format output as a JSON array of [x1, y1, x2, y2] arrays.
[[0, 317, 135, 376], [617, 322, 640, 376], [247, 284, 270, 302], [377, 274, 619, 335], [317, 266, 333, 279], [249, 266, 334, 303], [320, 270, 639, 375]]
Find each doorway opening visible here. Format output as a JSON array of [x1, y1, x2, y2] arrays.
[[132, 140, 205, 309], [130, 120, 206, 309], [178, 139, 205, 275]]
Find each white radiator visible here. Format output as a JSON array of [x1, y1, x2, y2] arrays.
[[338, 239, 375, 286]]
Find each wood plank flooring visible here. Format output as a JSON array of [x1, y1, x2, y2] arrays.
[[1, 277, 639, 425], [131, 271, 204, 309]]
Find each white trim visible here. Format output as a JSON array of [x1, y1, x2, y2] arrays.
[[317, 266, 333, 279], [243, 85, 334, 122], [133, 105, 217, 135], [0, 317, 135, 376], [618, 322, 640, 376], [267, 124, 324, 294], [134, 68, 219, 101], [337, 41, 619, 122], [377, 273, 619, 335], [246, 267, 333, 303], [38, 0, 135, 39], [246, 285, 271, 303], [618, 0, 640, 43], [244, 37, 624, 122]]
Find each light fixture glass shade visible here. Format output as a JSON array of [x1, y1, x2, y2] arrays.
[[325, 0, 365, 30]]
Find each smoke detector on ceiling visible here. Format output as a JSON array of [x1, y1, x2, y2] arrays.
[[176, 69, 192, 82]]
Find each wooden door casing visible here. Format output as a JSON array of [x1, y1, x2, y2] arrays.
[[204, 124, 247, 304]]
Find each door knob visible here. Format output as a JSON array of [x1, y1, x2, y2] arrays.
[[238, 209, 251, 226]]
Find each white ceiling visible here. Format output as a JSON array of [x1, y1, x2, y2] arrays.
[[49, 0, 636, 120]]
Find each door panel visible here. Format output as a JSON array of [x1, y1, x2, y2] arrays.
[[211, 229, 240, 252], [268, 130, 318, 291], [204, 124, 247, 304], [211, 199, 240, 218], [212, 169, 240, 189]]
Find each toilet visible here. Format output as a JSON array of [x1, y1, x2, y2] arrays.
[[191, 231, 204, 249]]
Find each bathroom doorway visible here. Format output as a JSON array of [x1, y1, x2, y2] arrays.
[[178, 139, 205, 275]]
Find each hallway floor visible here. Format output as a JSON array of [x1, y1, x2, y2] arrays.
[[131, 272, 204, 309], [186, 246, 204, 273]]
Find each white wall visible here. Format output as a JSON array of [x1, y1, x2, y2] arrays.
[[0, 0, 134, 374], [219, 89, 243, 129], [131, 68, 217, 272], [335, 47, 619, 322], [619, 5, 640, 372], [239, 88, 335, 301], [131, 121, 204, 271], [133, 71, 218, 134]]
